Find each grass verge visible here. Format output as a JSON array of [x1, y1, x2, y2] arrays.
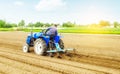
[[1, 27, 120, 34]]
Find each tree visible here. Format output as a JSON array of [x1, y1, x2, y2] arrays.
[[114, 21, 119, 28], [27, 23, 34, 27], [44, 23, 51, 27], [34, 22, 44, 27], [3, 23, 17, 28], [18, 20, 25, 27], [99, 20, 110, 27], [12, 23, 17, 27], [62, 21, 75, 27], [0, 20, 6, 28], [4, 23, 12, 28]]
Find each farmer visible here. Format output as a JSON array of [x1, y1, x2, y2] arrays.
[[45, 24, 58, 37], [45, 24, 62, 58], [45, 24, 58, 57]]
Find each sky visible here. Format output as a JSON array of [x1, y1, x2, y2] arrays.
[[0, 0, 120, 25]]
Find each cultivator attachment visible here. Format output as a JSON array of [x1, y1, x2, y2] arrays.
[[47, 43, 75, 53], [46, 43, 75, 58], [46, 48, 75, 53]]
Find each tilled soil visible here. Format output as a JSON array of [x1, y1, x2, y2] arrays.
[[0, 32, 120, 74]]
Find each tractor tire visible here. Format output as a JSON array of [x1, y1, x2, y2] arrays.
[[58, 39, 65, 57], [34, 39, 47, 55], [59, 39, 64, 49], [23, 43, 30, 53]]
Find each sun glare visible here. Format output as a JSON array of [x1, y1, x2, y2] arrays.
[[82, 6, 107, 24]]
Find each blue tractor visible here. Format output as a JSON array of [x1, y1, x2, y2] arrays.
[[23, 29, 74, 57]]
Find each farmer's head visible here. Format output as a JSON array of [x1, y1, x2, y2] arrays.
[[54, 24, 58, 28]]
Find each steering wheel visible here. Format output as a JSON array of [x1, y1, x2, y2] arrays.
[[42, 29, 48, 35]]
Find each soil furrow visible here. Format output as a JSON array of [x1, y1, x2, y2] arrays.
[[1, 42, 120, 70], [0, 48, 105, 74], [0, 42, 21, 50], [0, 56, 61, 74], [0, 47, 118, 74], [1, 40, 120, 68], [66, 52, 120, 69], [0, 62, 33, 74], [0, 47, 120, 74], [0, 71, 6, 74]]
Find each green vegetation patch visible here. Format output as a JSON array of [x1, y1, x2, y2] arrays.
[[1, 27, 120, 34], [22, 27, 120, 34], [0, 28, 14, 31]]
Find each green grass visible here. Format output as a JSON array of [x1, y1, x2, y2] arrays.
[[1, 27, 120, 34], [58, 27, 120, 34], [0, 28, 14, 31], [23, 27, 120, 34]]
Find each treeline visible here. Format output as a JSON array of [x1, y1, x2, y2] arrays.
[[0, 20, 52, 28], [0, 20, 17, 28], [0, 20, 76, 28], [27, 21, 76, 27], [27, 21, 120, 28], [0, 19, 120, 28]]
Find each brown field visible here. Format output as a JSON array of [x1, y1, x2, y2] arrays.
[[0, 32, 120, 74]]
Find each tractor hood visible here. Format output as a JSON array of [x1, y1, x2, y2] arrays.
[[27, 32, 43, 39], [32, 32, 43, 39]]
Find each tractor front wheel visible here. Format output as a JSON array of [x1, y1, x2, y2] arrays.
[[34, 39, 47, 55], [23, 43, 30, 53]]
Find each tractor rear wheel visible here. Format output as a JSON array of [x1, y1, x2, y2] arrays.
[[57, 39, 65, 58], [34, 39, 47, 55], [23, 43, 30, 53], [59, 39, 64, 49]]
